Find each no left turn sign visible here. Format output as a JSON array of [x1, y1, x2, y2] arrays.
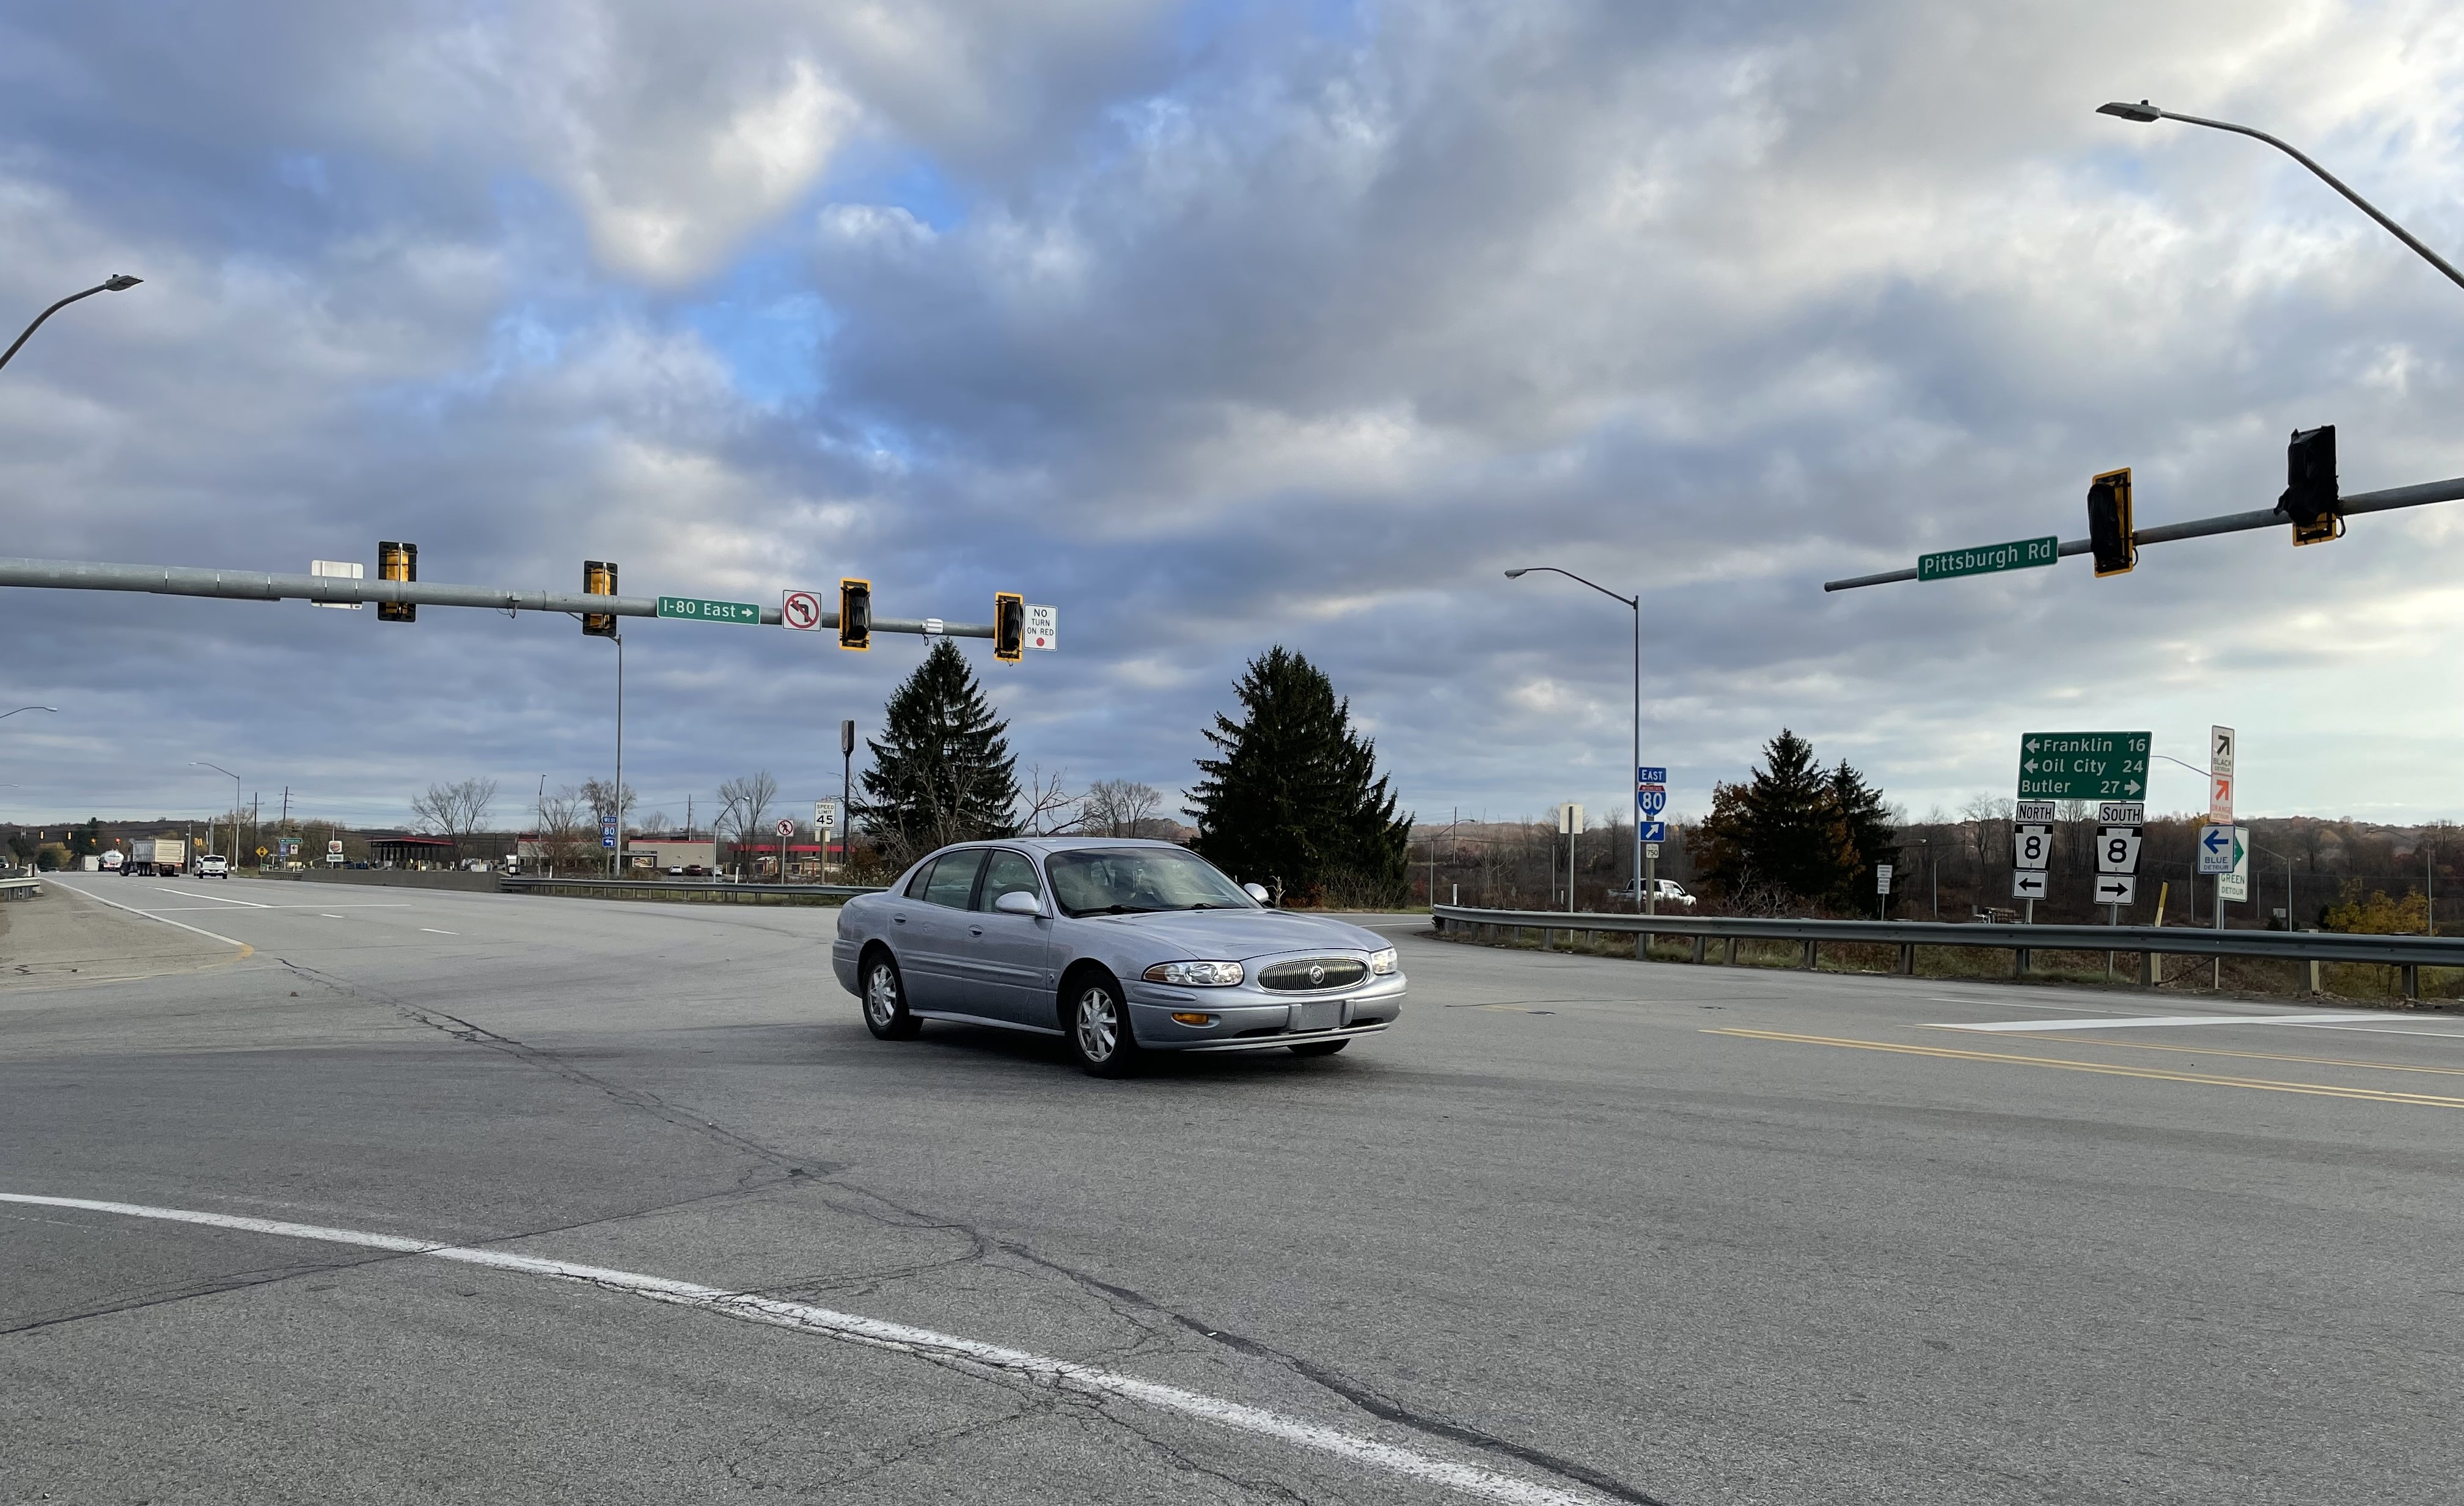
[[782, 590, 823, 631]]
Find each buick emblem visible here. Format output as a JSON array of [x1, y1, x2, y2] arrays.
[[1307, 963, 1326, 986]]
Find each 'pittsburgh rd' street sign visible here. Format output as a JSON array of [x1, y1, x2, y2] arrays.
[[1918, 535, 2060, 582], [2018, 731, 2151, 801]]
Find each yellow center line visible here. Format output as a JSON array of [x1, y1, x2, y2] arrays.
[[1703, 1028, 2464, 1109], [1999, 1035, 2464, 1078]]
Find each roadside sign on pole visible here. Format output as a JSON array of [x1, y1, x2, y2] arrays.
[[2019, 732, 2151, 801], [775, 818, 796, 837], [1636, 766, 1667, 786], [1557, 803, 1583, 835], [1638, 787, 1667, 817], [1643, 842, 1660, 858], [1916, 535, 2060, 583], [2096, 801, 2145, 825], [658, 595, 761, 625], [2197, 823, 2235, 875], [310, 559, 364, 609], [2096, 826, 2143, 875], [2209, 773, 2234, 825], [601, 817, 618, 850], [2210, 725, 2235, 777], [1024, 604, 1058, 650], [1637, 821, 1666, 843], [2220, 828, 2251, 902], [2015, 801, 2058, 823], [2092, 875, 2138, 905], [781, 590, 823, 631], [2012, 871, 2049, 900], [814, 799, 838, 832], [2014, 825, 2052, 871], [1876, 864, 1894, 895]]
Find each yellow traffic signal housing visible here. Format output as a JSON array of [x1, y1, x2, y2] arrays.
[[582, 560, 619, 636], [838, 578, 871, 650], [376, 540, 417, 622], [2086, 468, 2136, 577], [2282, 425, 2342, 546], [992, 592, 1024, 663]]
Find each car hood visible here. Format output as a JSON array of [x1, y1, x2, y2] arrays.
[[1071, 907, 1388, 961]]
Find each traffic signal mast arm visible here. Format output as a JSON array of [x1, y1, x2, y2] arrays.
[[1821, 472, 2464, 592], [0, 556, 1003, 638]]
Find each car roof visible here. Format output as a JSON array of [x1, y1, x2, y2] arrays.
[[931, 837, 1188, 856]]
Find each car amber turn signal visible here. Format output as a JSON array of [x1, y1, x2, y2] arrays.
[[1169, 1012, 1217, 1027]]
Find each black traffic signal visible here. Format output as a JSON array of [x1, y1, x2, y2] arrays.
[[377, 540, 417, 622], [2281, 424, 2340, 546], [582, 560, 618, 636], [992, 592, 1024, 663], [2086, 468, 2136, 577], [838, 578, 871, 650]]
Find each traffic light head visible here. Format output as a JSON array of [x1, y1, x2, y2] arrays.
[[2086, 468, 2136, 578], [582, 560, 618, 637], [2281, 424, 2340, 545], [993, 592, 1024, 663], [377, 540, 417, 622], [838, 578, 871, 650]]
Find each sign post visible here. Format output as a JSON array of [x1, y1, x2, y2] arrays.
[[1635, 766, 1666, 914], [814, 799, 839, 877], [1875, 862, 1893, 919]]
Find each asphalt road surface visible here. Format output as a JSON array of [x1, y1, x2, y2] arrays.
[[6, 876, 2462, 1504]]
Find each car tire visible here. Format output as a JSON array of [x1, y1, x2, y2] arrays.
[[1288, 1039, 1349, 1057], [861, 953, 921, 1040], [1066, 973, 1140, 1078]]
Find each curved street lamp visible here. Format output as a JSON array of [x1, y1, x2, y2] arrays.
[[0, 705, 59, 722], [192, 760, 243, 863], [0, 276, 142, 373], [2099, 101, 2464, 295], [1503, 566, 1644, 912]]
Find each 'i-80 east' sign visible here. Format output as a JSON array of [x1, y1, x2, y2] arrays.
[[2017, 731, 2150, 801]]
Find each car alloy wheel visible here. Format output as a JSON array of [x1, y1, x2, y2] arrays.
[[1069, 977, 1138, 1077], [863, 957, 919, 1040]]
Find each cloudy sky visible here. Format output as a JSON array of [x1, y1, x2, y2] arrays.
[[4, 0, 2462, 839]]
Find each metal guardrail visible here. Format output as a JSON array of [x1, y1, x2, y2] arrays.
[[0, 875, 42, 897], [501, 876, 884, 901], [1431, 903, 2464, 994]]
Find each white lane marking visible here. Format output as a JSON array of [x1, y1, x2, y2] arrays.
[[319, 913, 345, 920], [145, 903, 410, 913], [1920, 996, 2146, 1014], [420, 928, 458, 935], [150, 886, 271, 908], [54, 881, 250, 950], [2282, 1023, 2464, 1043], [0, 1192, 1608, 1506], [1935, 1012, 2391, 1034]]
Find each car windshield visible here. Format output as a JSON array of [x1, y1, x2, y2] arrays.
[[1044, 848, 1257, 917]]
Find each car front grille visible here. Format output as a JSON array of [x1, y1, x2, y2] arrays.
[[1256, 957, 1369, 992]]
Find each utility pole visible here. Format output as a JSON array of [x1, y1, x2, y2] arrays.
[[841, 719, 856, 876]]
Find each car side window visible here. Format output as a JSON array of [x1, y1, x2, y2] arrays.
[[974, 850, 1041, 911], [922, 850, 986, 909], [904, 859, 937, 900]]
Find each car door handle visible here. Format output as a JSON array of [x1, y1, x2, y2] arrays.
[[893, 914, 907, 924], [968, 925, 984, 936]]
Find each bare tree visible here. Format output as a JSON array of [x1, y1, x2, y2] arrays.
[[1016, 765, 1079, 836], [537, 787, 596, 876], [578, 778, 637, 827], [411, 776, 499, 859], [1080, 779, 1165, 837], [717, 772, 779, 876]]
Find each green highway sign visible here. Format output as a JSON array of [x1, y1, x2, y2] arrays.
[[1918, 535, 2061, 582], [656, 595, 760, 625], [2019, 731, 2150, 801]]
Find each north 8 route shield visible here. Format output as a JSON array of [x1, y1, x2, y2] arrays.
[[2014, 824, 2051, 872]]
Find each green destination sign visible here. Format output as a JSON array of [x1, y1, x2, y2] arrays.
[[1918, 535, 2060, 582], [2018, 730, 2151, 801], [657, 595, 760, 625]]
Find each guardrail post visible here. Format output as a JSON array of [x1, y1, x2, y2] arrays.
[[2015, 945, 2030, 979], [1898, 942, 1915, 976], [1690, 934, 1705, 964], [1634, 932, 1649, 961], [2403, 964, 2419, 1001], [2307, 957, 2322, 996], [1800, 939, 1816, 971]]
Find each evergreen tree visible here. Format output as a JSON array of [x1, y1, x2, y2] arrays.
[[1187, 646, 1412, 905], [1687, 729, 1860, 908], [856, 639, 1020, 865], [1828, 759, 1899, 913]]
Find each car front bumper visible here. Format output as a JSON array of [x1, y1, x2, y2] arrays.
[[1125, 972, 1406, 1051]]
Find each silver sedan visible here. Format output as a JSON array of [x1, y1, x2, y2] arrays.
[[831, 837, 1406, 1075]]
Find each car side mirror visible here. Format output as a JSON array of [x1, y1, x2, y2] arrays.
[[993, 889, 1043, 917], [1243, 883, 1271, 905]]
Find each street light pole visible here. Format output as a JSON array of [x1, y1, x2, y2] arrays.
[[2098, 101, 2464, 295], [1505, 567, 1644, 913], [0, 276, 142, 374], [0, 706, 59, 722], [191, 760, 240, 864]]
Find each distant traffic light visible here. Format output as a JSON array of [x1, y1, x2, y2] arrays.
[[582, 560, 618, 637], [992, 592, 1024, 663], [376, 540, 417, 622], [2281, 424, 2341, 546], [2086, 468, 2136, 577], [838, 578, 871, 650]]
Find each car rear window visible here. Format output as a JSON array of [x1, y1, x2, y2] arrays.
[[922, 849, 986, 908], [974, 850, 1041, 910]]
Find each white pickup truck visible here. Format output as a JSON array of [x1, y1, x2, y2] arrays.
[[196, 854, 230, 880]]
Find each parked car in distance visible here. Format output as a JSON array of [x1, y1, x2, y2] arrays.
[[1607, 878, 1696, 908], [196, 854, 230, 879], [834, 837, 1406, 1076]]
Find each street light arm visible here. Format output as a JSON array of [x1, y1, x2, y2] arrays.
[[2102, 103, 2464, 295], [0, 277, 142, 373], [0, 705, 59, 721], [1503, 565, 1638, 609]]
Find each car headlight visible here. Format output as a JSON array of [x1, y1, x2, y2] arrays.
[[1368, 947, 1398, 975], [1143, 960, 1245, 986]]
